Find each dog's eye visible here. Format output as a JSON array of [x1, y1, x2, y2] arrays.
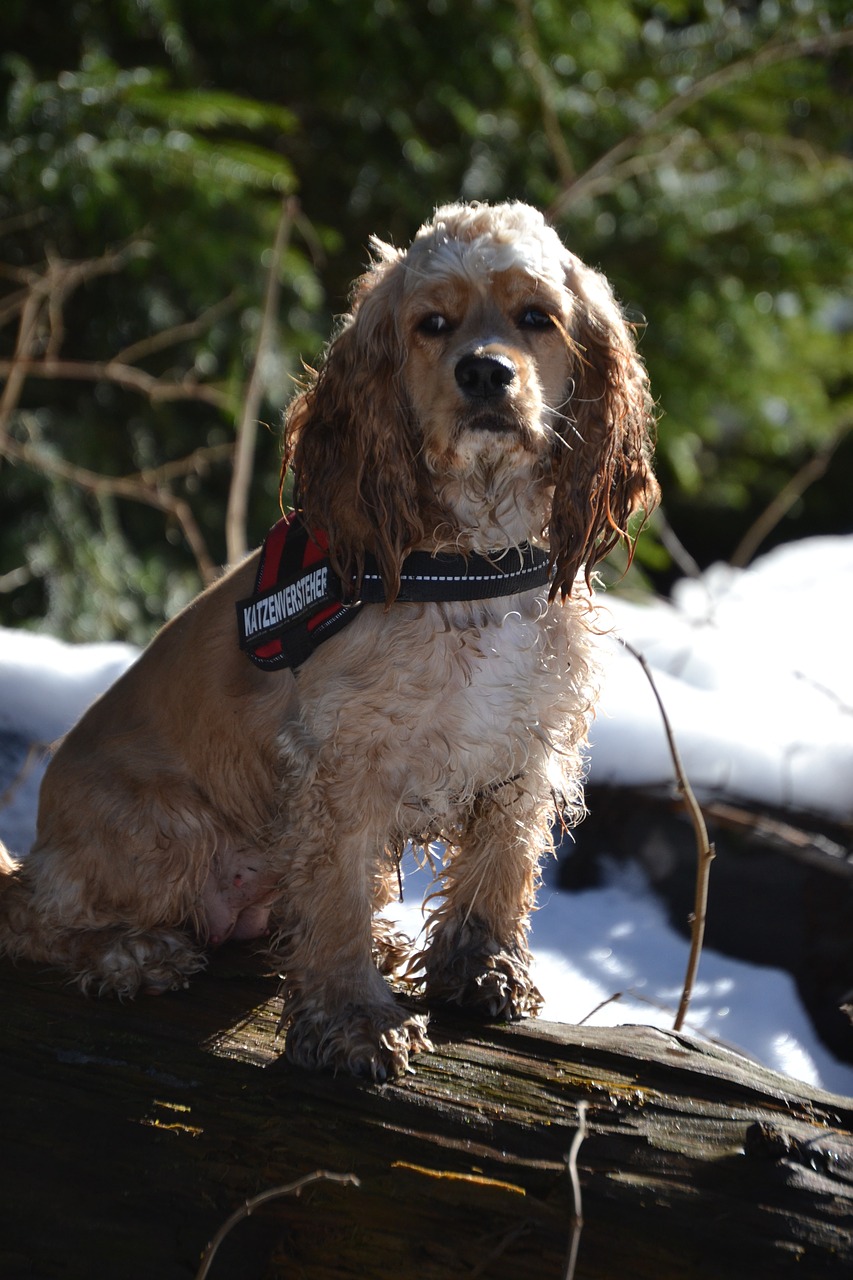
[[418, 313, 452, 335], [518, 307, 554, 330]]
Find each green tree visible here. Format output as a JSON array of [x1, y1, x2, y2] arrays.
[[1, 0, 850, 639]]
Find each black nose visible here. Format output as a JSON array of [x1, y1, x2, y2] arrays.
[[454, 352, 516, 400]]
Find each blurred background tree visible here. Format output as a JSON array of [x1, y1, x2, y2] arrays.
[[0, 0, 850, 641]]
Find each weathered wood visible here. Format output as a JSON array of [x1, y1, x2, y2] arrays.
[[1, 950, 852, 1279]]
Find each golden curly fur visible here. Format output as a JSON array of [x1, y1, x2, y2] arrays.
[[0, 201, 657, 1080]]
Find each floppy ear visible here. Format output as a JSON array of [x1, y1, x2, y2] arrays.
[[548, 257, 659, 598], [282, 242, 424, 601]]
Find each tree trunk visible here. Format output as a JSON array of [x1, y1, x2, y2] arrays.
[[2, 951, 851, 1279]]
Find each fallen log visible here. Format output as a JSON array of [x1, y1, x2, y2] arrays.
[[1, 951, 851, 1279]]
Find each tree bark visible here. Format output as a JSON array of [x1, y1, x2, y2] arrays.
[[1, 951, 851, 1279]]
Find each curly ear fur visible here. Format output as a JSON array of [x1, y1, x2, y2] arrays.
[[549, 259, 659, 598], [282, 245, 425, 601]]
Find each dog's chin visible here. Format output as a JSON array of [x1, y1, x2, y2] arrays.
[[444, 419, 543, 477]]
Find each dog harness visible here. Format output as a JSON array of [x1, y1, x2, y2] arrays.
[[236, 512, 552, 671]]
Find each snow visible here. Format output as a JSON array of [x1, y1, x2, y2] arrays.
[[1, 535, 852, 1094], [0, 631, 137, 855], [591, 535, 853, 822]]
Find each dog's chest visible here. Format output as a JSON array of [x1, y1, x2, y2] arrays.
[[304, 595, 588, 810], [440, 607, 560, 747]]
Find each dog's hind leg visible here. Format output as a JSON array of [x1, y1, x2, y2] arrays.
[[0, 838, 206, 997]]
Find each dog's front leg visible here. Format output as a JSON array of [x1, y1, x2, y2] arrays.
[[275, 823, 430, 1081], [421, 781, 550, 1020]]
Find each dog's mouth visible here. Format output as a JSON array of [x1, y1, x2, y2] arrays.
[[450, 406, 543, 459], [463, 410, 525, 436]]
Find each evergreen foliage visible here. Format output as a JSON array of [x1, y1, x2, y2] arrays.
[[1, 0, 850, 639]]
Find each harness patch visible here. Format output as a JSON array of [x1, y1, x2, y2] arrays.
[[236, 514, 359, 671], [237, 513, 552, 672], [240, 563, 332, 644]]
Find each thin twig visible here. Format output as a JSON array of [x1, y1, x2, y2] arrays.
[[0, 283, 42, 331], [0, 357, 229, 410], [730, 420, 852, 568], [0, 564, 31, 592], [113, 291, 241, 365], [621, 640, 715, 1032], [563, 130, 697, 207], [655, 508, 703, 581], [548, 28, 853, 217], [513, 0, 576, 184], [4, 433, 220, 584], [563, 1101, 588, 1280], [194, 1170, 360, 1280], [133, 441, 234, 486], [0, 741, 47, 815], [0, 288, 44, 448], [0, 240, 227, 461], [577, 990, 625, 1026], [0, 209, 47, 239], [0, 242, 239, 582], [225, 196, 297, 565]]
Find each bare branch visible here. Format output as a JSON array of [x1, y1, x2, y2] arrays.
[[655, 508, 703, 580], [0, 241, 242, 595], [561, 130, 697, 206], [0, 289, 43, 447], [730, 420, 853, 569], [0, 564, 32, 593], [194, 1171, 361, 1280], [113, 291, 241, 365], [0, 741, 47, 816], [621, 640, 715, 1033], [225, 195, 296, 565], [0, 239, 222, 455], [0, 284, 40, 330], [548, 27, 853, 218], [0, 263, 40, 285], [513, 0, 576, 185], [134, 441, 234, 486], [0, 241, 146, 317], [0, 357, 230, 410], [702, 798, 853, 876], [3, 433, 220, 585], [562, 1101, 589, 1280], [0, 209, 47, 239]]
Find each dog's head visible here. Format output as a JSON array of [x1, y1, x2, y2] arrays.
[[284, 200, 659, 600]]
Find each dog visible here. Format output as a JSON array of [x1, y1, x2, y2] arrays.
[[0, 201, 658, 1080]]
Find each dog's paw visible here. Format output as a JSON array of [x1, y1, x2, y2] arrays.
[[74, 926, 205, 999], [423, 919, 543, 1021], [284, 1002, 432, 1082]]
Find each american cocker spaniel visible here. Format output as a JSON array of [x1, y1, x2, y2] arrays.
[[0, 201, 658, 1080]]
